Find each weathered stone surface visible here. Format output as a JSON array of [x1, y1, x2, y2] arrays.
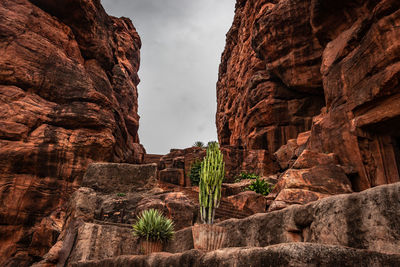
[[274, 139, 298, 170], [159, 146, 279, 183], [72, 243, 400, 267], [82, 163, 157, 193], [291, 149, 338, 169], [217, 0, 400, 193], [135, 192, 197, 231], [0, 0, 144, 264], [159, 168, 186, 187], [269, 164, 353, 211], [166, 182, 400, 255], [217, 0, 325, 153], [221, 147, 279, 181], [308, 0, 400, 190], [227, 191, 267, 214]]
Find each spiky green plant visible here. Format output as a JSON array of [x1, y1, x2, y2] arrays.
[[199, 142, 225, 224], [193, 141, 205, 148], [132, 209, 175, 243]]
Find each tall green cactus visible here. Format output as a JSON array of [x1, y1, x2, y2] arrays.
[[199, 142, 225, 224]]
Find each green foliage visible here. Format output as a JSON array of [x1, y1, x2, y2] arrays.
[[132, 209, 175, 243], [206, 141, 218, 147], [234, 172, 259, 182], [199, 142, 225, 224], [189, 160, 202, 186], [246, 177, 272, 196], [116, 193, 126, 197], [193, 141, 205, 148]]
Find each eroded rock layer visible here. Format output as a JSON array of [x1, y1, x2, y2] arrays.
[[0, 0, 144, 264], [217, 0, 400, 189]]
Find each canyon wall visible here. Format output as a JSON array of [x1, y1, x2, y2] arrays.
[[217, 0, 400, 190], [0, 0, 144, 265]]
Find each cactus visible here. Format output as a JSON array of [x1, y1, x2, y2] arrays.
[[199, 142, 225, 224]]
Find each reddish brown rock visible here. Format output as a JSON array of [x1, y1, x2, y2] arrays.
[[291, 149, 338, 169], [0, 0, 144, 265], [158, 147, 206, 184], [71, 243, 400, 267], [217, 0, 325, 153], [159, 168, 187, 187], [227, 191, 267, 214], [308, 0, 400, 190], [268, 164, 353, 211], [135, 192, 198, 231], [217, 0, 400, 192], [166, 182, 400, 255]]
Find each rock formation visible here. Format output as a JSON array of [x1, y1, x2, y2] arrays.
[[41, 181, 400, 266], [216, 0, 400, 191], [0, 0, 144, 265]]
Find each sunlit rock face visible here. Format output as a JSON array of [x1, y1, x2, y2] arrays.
[[0, 0, 144, 264], [217, 0, 400, 190]]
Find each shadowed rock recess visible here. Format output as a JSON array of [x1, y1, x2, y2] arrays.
[[0, 0, 144, 265], [1, 0, 400, 266]]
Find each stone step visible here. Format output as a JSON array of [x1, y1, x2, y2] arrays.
[[70, 243, 400, 267]]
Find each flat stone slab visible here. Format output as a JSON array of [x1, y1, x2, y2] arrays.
[[71, 243, 400, 267], [82, 163, 157, 193]]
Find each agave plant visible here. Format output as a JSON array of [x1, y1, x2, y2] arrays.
[[199, 142, 225, 224], [132, 209, 175, 243]]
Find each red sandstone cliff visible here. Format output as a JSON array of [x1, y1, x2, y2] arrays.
[[0, 0, 144, 264], [217, 0, 400, 190]]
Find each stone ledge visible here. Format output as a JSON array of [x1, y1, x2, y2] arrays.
[[71, 243, 400, 267]]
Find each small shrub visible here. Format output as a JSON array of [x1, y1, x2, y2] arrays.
[[246, 177, 272, 196], [193, 141, 205, 148], [234, 172, 259, 182], [116, 193, 126, 197], [189, 160, 202, 186], [132, 209, 175, 243]]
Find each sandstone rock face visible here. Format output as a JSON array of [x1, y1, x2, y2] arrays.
[[217, 0, 325, 153], [34, 164, 198, 266], [72, 243, 400, 267], [0, 0, 144, 265], [308, 0, 400, 190], [268, 163, 353, 211], [82, 163, 157, 193], [167, 182, 400, 255], [227, 191, 267, 214], [217, 0, 400, 191]]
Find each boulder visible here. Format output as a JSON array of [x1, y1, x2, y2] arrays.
[[227, 191, 267, 214], [292, 149, 338, 169], [269, 164, 353, 211], [82, 163, 158, 193]]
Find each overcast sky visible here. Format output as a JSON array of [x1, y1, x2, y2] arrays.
[[101, 0, 235, 154]]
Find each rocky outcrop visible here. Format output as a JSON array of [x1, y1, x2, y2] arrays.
[[158, 146, 279, 183], [307, 0, 400, 190], [167, 182, 400, 254], [0, 0, 144, 265], [33, 163, 200, 266], [71, 182, 400, 266], [217, 0, 400, 191], [217, 0, 325, 153], [72, 243, 400, 267]]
